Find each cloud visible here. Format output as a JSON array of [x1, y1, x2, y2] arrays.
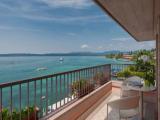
[[113, 41, 155, 51], [0, 0, 110, 24], [0, 1, 38, 13], [0, 25, 42, 32], [41, 0, 93, 9], [112, 37, 133, 42], [20, 14, 107, 23], [81, 44, 89, 49]]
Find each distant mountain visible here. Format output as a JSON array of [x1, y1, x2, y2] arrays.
[[0, 51, 132, 57]]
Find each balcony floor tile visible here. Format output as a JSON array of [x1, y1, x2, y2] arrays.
[[85, 91, 139, 120]]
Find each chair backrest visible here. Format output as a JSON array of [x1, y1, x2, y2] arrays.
[[121, 76, 141, 97], [108, 96, 140, 110], [121, 89, 139, 97], [126, 76, 143, 82]]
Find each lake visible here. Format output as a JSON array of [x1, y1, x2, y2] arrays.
[[0, 56, 134, 116], [0, 56, 132, 83]]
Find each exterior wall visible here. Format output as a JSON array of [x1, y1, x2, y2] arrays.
[[49, 81, 112, 120], [157, 15, 160, 120]]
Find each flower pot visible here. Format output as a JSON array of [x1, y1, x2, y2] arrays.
[[144, 80, 155, 87], [23, 107, 39, 120], [77, 83, 94, 98]]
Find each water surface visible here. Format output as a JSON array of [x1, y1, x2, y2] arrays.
[[0, 56, 132, 83]]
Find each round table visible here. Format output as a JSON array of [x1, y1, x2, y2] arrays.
[[125, 84, 156, 120]]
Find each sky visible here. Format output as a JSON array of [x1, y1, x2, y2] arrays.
[[0, 0, 155, 54]]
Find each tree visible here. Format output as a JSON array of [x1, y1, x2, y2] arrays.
[[132, 50, 155, 86]]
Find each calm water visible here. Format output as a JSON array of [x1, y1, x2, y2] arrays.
[[0, 56, 133, 115], [0, 56, 132, 83]]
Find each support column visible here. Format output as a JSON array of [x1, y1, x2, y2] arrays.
[[157, 15, 160, 120]]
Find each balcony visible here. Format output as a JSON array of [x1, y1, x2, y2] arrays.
[[48, 81, 157, 120], [0, 64, 157, 120]]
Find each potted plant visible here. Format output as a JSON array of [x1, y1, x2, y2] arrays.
[[1, 106, 39, 120], [94, 72, 108, 86], [23, 106, 39, 120], [137, 55, 155, 86], [71, 79, 94, 98]]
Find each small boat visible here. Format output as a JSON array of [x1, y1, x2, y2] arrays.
[[36, 67, 47, 71], [59, 57, 64, 61], [117, 58, 130, 62]]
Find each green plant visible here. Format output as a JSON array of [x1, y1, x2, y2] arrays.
[[93, 72, 108, 85], [2, 108, 10, 120], [129, 50, 155, 86], [144, 70, 155, 86], [117, 69, 132, 78], [94, 72, 104, 81], [134, 53, 155, 86], [105, 53, 123, 59], [1, 106, 36, 120], [117, 71, 125, 78], [71, 79, 87, 89], [130, 71, 145, 78], [128, 66, 136, 71], [116, 50, 155, 86], [71, 79, 94, 97], [71, 79, 87, 95]]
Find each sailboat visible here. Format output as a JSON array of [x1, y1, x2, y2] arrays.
[[59, 57, 64, 62]]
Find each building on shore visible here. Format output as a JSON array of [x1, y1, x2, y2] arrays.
[[122, 54, 133, 60]]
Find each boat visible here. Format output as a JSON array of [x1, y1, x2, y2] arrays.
[[36, 67, 48, 71], [59, 57, 64, 61]]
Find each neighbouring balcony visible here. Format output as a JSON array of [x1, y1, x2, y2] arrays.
[[0, 64, 157, 120]]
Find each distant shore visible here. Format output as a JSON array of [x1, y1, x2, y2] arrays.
[[0, 51, 132, 57]]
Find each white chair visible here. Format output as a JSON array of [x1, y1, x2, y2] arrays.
[[120, 76, 142, 97], [121, 84, 138, 97], [107, 96, 140, 120]]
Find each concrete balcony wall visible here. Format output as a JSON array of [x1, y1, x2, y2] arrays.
[[48, 81, 113, 120]]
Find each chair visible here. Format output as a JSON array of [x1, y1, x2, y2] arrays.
[[107, 96, 140, 120], [120, 84, 138, 97], [120, 76, 141, 97]]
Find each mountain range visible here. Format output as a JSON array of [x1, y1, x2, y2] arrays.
[[0, 51, 132, 57]]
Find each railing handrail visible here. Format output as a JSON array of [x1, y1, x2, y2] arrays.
[[0, 63, 112, 88], [0, 63, 133, 119]]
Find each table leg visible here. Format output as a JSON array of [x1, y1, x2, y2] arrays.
[[140, 91, 143, 120]]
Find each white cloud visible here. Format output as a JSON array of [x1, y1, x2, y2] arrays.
[[20, 14, 106, 23], [112, 37, 133, 42], [0, 1, 110, 24], [81, 44, 89, 49], [0, 25, 42, 32], [41, 0, 93, 9], [114, 41, 155, 51]]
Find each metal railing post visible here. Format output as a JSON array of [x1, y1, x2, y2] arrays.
[[0, 63, 134, 120]]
